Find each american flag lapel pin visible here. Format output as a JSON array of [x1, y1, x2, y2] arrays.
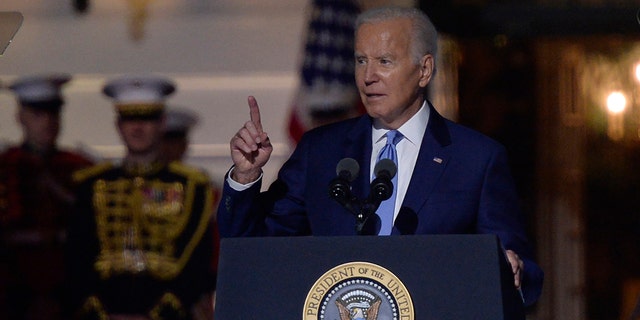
[[433, 157, 443, 164]]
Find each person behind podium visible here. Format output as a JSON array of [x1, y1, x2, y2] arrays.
[[0, 74, 94, 319], [160, 107, 199, 164], [66, 75, 217, 320], [217, 6, 543, 307], [160, 107, 221, 319]]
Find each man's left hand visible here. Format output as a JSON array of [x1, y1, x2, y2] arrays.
[[506, 249, 524, 289]]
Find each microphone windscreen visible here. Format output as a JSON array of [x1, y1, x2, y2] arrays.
[[336, 158, 359, 182], [374, 158, 397, 178], [394, 209, 418, 235]]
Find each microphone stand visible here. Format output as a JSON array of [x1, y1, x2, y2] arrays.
[[355, 199, 381, 235], [328, 158, 394, 235], [354, 169, 393, 235], [328, 191, 380, 235]]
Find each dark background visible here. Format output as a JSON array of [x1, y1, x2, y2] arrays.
[[420, 1, 640, 319]]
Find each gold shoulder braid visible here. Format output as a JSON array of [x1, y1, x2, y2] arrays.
[[165, 161, 214, 278], [79, 296, 109, 320], [92, 169, 213, 280], [123, 161, 164, 176], [149, 292, 186, 320], [73, 162, 113, 184]]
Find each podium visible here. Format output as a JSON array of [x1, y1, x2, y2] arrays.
[[214, 234, 524, 319]]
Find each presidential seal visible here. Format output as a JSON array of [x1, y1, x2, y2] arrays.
[[303, 262, 414, 320]]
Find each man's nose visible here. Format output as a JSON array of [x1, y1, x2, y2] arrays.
[[363, 65, 379, 84]]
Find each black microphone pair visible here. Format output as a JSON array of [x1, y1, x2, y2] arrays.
[[328, 157, 397, 233], [329, 157, 420, 235], [329, 158, 396, 205]]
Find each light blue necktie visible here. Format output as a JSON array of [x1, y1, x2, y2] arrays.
[[374, 130, 403, 235]]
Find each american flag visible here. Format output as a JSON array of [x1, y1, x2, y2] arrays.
[[288, 0, 363, 143]]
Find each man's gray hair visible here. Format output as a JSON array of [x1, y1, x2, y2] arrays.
[[355, 6, 438, 65]]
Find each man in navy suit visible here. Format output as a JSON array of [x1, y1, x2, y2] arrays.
[[218, 6, 543, 307]]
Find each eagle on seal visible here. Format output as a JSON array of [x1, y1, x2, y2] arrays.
[[336, 297, 381, 320]]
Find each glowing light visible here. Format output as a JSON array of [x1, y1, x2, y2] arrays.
[[635, 63, 640, 83], [606, 91, 627, 114]]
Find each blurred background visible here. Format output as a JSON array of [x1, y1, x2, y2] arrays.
[[1, 0, 639, 319]]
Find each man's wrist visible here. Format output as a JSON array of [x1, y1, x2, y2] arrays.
[[231, 168, 261, 184], [227, 166, 262, 191]]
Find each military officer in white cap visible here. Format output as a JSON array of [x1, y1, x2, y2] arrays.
[[67, 75, 217, 320], [0, 74, 93, 320], [161, 107, 199, 164], [160, 107, 223, 320]]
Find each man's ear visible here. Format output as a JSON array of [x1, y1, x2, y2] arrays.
[[418, 54, 434, 88]]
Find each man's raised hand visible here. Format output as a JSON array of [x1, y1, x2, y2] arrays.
[[230, 96, 273, 184]]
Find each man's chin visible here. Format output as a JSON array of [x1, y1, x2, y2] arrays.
[[32, 139, 56, 150]]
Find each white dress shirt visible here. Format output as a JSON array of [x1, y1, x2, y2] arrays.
[[370, 101, 430, 222], [229, 101, 431, 218]]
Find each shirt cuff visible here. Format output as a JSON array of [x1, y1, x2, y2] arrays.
[[226, 167, 262, 191]]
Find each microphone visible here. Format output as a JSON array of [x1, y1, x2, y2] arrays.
[[394, 209, 418, 235], [328, 158, 359, 206], [336, 158, 359, 181], [369, 158, 397, 203]]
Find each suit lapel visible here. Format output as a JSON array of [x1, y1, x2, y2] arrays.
[[342, 115, 373, 201], [402, 103, 452, 214], [336, 108, 453, 226]]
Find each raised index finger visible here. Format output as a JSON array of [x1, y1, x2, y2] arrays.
[[248, 95, 263, 133]]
